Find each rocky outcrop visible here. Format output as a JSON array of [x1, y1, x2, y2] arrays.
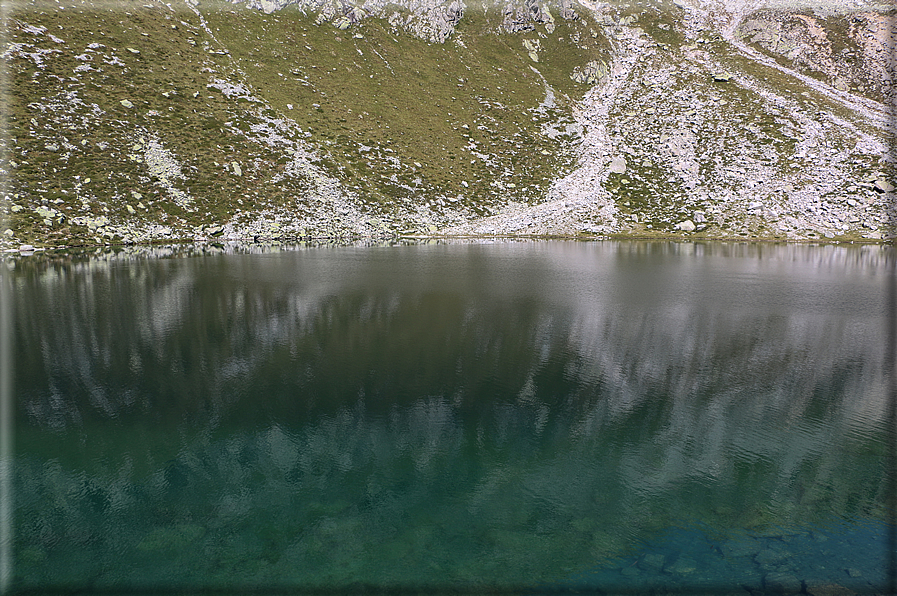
[[736, 9, 897, 105], [570, 60, 610, 85], [245, 0, 465, 41], [242, 0, 582, 41]]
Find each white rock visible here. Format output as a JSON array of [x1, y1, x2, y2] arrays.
[[608, 156, 627, 174], [675, 220, 696, 232], [874, 179, 894, 193]]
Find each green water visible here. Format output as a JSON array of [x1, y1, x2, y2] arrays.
[[8, 241, 896, 594]]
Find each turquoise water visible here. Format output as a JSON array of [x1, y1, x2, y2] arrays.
[[8, 241, 895, 593]]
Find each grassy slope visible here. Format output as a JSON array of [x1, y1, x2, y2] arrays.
[[4, 0, 611, 246]]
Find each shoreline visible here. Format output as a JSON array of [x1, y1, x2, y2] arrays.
[[6, 233, 893, 258]]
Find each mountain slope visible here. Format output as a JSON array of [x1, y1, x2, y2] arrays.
[[2, 0, 894, 248]]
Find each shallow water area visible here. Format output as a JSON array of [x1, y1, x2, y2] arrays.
[[8, 240, 895, 594]]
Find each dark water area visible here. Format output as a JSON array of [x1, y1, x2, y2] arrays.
[[8, 240, 896, 594]]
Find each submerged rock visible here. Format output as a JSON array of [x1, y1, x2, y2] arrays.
[[804, 582, 857, 596], [638, 553, 665, 572], [663, 554, 697, 575], [764, 572, 802, 594]]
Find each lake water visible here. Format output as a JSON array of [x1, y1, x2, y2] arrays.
[[7, 240, 896, 594]]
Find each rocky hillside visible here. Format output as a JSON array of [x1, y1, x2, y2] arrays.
[[2, 0, 895, 248]]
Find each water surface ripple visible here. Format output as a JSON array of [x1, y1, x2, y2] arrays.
[[11, 241, 894, 593]]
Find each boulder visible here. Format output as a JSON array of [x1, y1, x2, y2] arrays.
[[874, 179, 894, 192], [764, 572, 803, 594], [608, 156, 627, 174]]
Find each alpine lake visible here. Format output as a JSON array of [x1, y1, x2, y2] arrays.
[[8, 239, 896, 595]]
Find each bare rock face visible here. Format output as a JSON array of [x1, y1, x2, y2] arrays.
[[243, 0, 465, 42], [499, 0, 554, 33], [736, 9, 897, 104], [241, 0, 580, 41]]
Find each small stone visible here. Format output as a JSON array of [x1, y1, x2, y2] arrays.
[[3, 229, 14, 237], [675, 220, 696, 232], [232, 162, 242, 176], [713, 72, 733, 82], [620, 565, 639, 577], [127, 47, 140, 54], [127, 205, 136, 214], [845, 568, 862, 578], [19, 244, 35, 253], [45, 143, 59, 152], [120, 99, 134, 108]]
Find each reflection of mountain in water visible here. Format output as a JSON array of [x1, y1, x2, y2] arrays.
[[12, 241, 893, 588]]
